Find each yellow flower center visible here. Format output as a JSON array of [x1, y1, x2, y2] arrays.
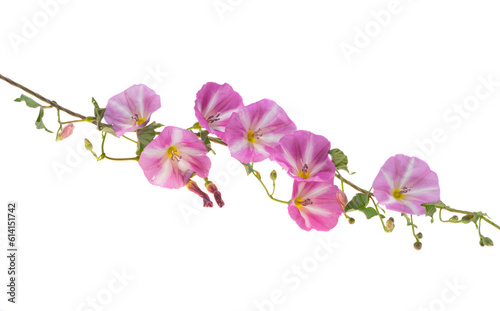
[[167, 146, 182, 162], [247, 131, 256, 143], [393, 188, 405, 200], [295, 197, 313, 209], [298, 164, 310, 179], [295, 197, 304, 209], [136, 116, 146, 126]]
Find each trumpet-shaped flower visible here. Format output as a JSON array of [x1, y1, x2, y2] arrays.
[[225, 99, 296, 163], [194, 82, 244, 141], [289, 181, 344, 231], [104, 84, 161, 137], [272, 130, 336, 182], [139, 126, 211, 189], [372, 154, 440, 215]]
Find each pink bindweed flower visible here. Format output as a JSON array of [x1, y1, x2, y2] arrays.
[[271, 130, 336, 182], [372, 154, 440, 215], [289, 181, 344, 231], [57, 123, 74, 140], [138, 126, 211, 189], [194, 82, 244, 141], [104, 84, 161, 137], [225, 99, 296, 163]]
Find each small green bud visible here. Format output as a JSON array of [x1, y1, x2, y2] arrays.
[[192, 122, 202, 130], [270, 170, 277, 181], [386, 217, 395, 231], [483, 237, 494, 247], [479, 239, 485, 247], [461, 215, 473, 224], [84, 138, 93, 151], [254, 171, 261, 180], [450, 215, 459, 222], [416, 232, 423, 239], [414, 241, 422, 250], [348, 217, 355, 225]]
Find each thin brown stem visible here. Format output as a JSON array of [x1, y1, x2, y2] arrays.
[[0, 73, 89, 121], [335, 172, 373, 196]]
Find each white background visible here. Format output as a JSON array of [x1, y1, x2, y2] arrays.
[[1, 1, 499, 310]]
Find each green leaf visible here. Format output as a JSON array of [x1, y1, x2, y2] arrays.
[[401, 213, 417, 228], [34, 107, 53, 133], [200, 130, 212, 153], [91, 97, 100, 110], [344, 193, 369, 212], [100, 124, 117, 137], [91, 97, 107, 130], [241, 162, 255, 176], [328, 148, 350, 173], [357, 207, 381, 219], [136, 122, 163, 156], [421, 201, 447, 223], [15, 94, 41, 108]]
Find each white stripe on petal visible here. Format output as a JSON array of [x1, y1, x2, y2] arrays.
[[109, 99, 133, 117], [230, 139, 249, 154], [205, 92, 219, 115], [151, 159, 173, 185], [255, 104, 279, 129], [300, 210, 311, 229], [305, 205, 332, 217], [381, 170, 395, 189], [137, 85, 145, 116], [400, 157, 415, 186]]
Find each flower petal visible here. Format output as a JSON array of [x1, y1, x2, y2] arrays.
[[194, 82, 244, 140]]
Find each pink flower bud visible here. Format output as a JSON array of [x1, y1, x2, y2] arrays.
[[206, 182, 224, 208], [336, 190, 348, 210], [186, 180, 213, 208], [58, 124, 75, 140]]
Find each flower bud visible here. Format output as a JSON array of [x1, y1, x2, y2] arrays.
[[416, 232, 423, 239], [270, 170, 277, 181], [450, 215, 459, 222], [479, 239, 485, 247], [386, 217, 395, 231], [84, 138, 93, 151], [57, 124, 75, 140], [482, 237, 494, 247], [461, 215, 473, 224], [205, 181, 225, 208], [348, 217, 355, 225], [336, 191, 348, 210], [414, 241, 422, 250], [186, 180, 213, 208]]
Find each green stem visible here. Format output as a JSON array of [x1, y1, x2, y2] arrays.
[[371, 196, 388, 232], [103, 155, 139, 161], [122, 135, 137, 144], [99, 132, 138, 161], [252, 172, 289, 205], [410, 215, 419, 242]]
